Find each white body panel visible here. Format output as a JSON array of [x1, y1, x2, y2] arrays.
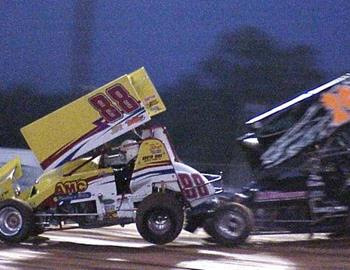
[[60, 125, 220, 225], [70, 175, 134, 219], [130, 164, 178, 194], [130, 126, 218, 207], [173, 162, 216, 207], [70, 175, 117, 219]]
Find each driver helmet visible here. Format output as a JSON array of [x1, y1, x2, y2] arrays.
[[120, 139, 139, 163]]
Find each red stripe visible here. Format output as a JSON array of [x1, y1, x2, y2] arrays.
[[41, 122, 106, 169]]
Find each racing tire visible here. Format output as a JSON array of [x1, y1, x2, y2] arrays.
[[203, 217, 215, 237], [0, 199, 34, 243], [210, 203, 253, 246], [30, 225, 45, 237], [136, 193, 184, 245]]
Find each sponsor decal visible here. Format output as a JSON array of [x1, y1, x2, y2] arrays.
[[55, 180, 88, 195], [104, 203, 117, 218], [144, 96, 162, 113], [150, 105, 161, 112], [135, 139, 171, 171], [140, 143, 164, 162], [144, 94, 156, 103], [57, 192, 91, 202], [102, 199, 115, 204], [142, 154, 163, 162], [150, 144, 162, 155], [126, 115, 145, 126], [148, 99, 159, 106]]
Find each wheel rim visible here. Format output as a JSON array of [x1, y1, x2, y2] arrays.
[[216, 210, 245, 239], [147, 210, 172, 235], [0, 206, 23, 237]]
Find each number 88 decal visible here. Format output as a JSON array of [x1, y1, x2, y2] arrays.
[[89, 84, 140, 123], [178, 173, 209, 199]]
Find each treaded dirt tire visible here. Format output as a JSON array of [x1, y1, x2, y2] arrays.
[[210, 202, 253, 246], [203, 217, 215, 237], [136, 193, 184, 245], [0, 199, 34, 243], [30, 226, 45, 237]]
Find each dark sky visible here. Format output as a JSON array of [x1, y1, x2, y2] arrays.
[[0, 0, 349, 93]]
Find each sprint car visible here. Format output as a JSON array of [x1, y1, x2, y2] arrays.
[[235, 74, 350, 238], [0, 67, 252, 245]]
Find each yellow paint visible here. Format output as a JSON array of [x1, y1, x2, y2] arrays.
[[20, 75, 138, 164], [2, 67, 167, 208], [26, 158, 113, 208], [20, 67, 165, 168], [55, 180, 88, 195], [128, 67, 166, 117], [0, 157, 22, 182], [0, 158, 22, 199], [134, 139, 171, 171]]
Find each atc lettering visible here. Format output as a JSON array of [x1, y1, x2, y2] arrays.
[[55, 180, 88, 195]]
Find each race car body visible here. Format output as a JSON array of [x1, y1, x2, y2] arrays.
[[20, 67, 165, 171], [0, 68, 243, 246], [235, 74, 350, 237]]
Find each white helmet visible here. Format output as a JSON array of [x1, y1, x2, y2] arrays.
[[120, 140, 139, 163]]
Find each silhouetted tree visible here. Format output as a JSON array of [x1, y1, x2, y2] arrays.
[[1, 26, 325, 169], [161, 26, 324, 165], [202, 26, 323, 104]]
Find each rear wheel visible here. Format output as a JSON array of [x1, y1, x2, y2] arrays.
[[203, 217, 215, 237], [136, 193, 184, 245], [0, 199, 33, 243], [30, 225, 45, 237], [210, 203, 253, 246]]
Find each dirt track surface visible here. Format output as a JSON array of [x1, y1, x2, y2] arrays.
[[0, 225, 349, 270]]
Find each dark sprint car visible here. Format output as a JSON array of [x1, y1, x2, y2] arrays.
[[231, 74, 350, 240]]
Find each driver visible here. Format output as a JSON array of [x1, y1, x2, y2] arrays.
[[102, 140, 139, 167], [119, 139, 139, 163]]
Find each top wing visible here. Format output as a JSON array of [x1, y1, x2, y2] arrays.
[[257, 76, 350, 168], [21, 67, 165, 171], [246, 74, 350, 125], [128, 67, 166, 117]]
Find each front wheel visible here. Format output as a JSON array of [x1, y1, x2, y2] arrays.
[[136, 193, 184, 245], [209, 203, 253, 246], [0, 199, 34, 243]]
